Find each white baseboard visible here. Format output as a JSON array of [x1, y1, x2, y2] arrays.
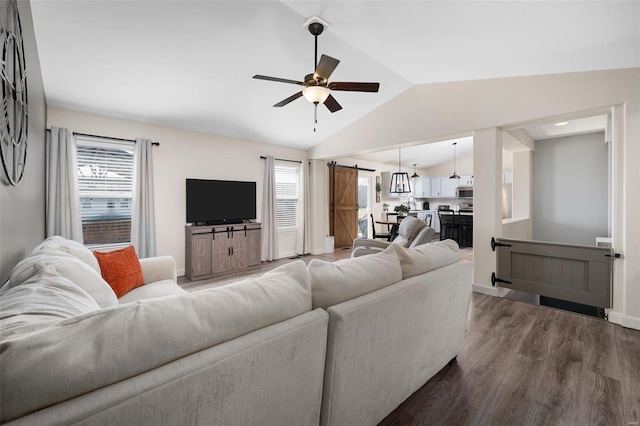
[[278, 251, 298, 259], [472, 283, 511, 297], [177, 268, 185, 277], [608, 310, 640, 330]]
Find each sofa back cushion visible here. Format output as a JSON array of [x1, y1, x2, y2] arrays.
[[33, 235, 101, 273], [5, 248, 118, 308], [308, 245, 402, 310], [391, 239, 460, 279], [0, 260, 312, 423], [0, 264, 101, 337], [392, 216, 427, 247]]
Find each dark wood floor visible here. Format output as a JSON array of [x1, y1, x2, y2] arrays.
[[380, 292, 640, 426]]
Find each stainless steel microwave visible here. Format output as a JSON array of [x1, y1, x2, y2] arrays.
[[457, 186, 473, 198]]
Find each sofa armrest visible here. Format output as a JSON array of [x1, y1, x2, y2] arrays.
[[139, 256, 177, 284], [351, 246, 386, 258], [352, 238, 391, 251]]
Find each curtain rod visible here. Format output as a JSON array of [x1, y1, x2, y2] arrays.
[[46, 129, 160, 146], [260, 155, 302, 164], [327, 161, 375, 173]]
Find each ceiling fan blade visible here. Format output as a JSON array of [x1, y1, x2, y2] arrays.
[[314, 55, 340, 82], [324, 95, 342, 113], [273, 91, 303, 107], [253, 75, 305, 86], [328, 82, 380, 92]]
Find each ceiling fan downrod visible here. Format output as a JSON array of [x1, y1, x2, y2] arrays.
[[308, 22, 324, 73]]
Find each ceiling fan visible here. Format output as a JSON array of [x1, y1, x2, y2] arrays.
[[253, 20, 380, 131]]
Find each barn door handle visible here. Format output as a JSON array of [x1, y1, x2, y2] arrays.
[[491, 237, 512, 251], [605, 253, 621, 258], [491, 272, 512, 287]]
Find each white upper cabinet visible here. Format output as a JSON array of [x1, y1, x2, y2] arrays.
[[413, 176, 431, 197], [459, 174, 473, 186], [440, 177, 458, 197]]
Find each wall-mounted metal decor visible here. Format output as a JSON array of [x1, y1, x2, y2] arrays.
[[0, 0, 28, 186]]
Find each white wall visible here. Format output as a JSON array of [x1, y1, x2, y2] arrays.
[[47, 108, 307, 275], [1, 1, 47, 283], [532, 132, 608, 246], [306, 68, 640, 330]]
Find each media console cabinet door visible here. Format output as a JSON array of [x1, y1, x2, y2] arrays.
[[186, 224, 262, 281], [247, 228, 261, 266]]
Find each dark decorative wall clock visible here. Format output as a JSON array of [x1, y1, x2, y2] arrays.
[[0, 0, 28, 186]]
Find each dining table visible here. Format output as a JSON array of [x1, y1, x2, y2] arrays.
[[375, 216, 405, 240]]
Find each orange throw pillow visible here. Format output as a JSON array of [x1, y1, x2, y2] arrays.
[[94, 246, 144, 298]]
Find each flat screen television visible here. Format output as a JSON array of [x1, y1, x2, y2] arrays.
[[186, 179, 257, 225]]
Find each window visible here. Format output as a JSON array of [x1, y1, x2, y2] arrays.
[[76, 136, 135, 247], [275, 164, 299, 229]]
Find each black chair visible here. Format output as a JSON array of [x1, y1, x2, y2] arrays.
[[370, 213, 392, 241], [459, 214, 473, 248], [439, 210, 461, 244]]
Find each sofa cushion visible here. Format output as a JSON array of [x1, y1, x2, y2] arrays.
[[0, 260, 312, 423], [0, 264, 101, 337], [118, 279, 186, 304], [308, 245, 402, 310], [94, 246, 144, 298], [6, 248, 118, 308], [391, 239, 460, 279], [33, 235, 100, 273]]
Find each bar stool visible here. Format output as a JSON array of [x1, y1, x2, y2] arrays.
[[438, 210, 461, 244], [459, 214, 473, 248]]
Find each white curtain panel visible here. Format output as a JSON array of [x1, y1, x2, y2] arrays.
[[261, 156, 278, 261], [131, 138, 156, 258], [45, 127, 83, 242], [296, 160, 312, 255]]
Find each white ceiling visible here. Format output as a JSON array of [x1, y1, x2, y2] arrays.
[[30, 1, 639, 151]]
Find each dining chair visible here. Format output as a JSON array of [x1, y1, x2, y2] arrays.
[[370, 213, 392, 241]]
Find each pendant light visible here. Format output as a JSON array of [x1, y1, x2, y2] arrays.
[[411, 163, 420, 178], [390, 148, 411, 193], [449, 142, 460, 179]]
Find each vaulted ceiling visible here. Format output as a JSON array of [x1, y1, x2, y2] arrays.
[[30, 1, 640, 150]]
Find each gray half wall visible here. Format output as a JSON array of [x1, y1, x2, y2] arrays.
[[532, 132, 608, 246], [0, 0, 47, 282]]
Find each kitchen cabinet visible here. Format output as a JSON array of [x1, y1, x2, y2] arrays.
[[459, 174, 473, 186], [413, 176, 431, 198], [428, 210, 441, 233], [429, 177, 458, 197]]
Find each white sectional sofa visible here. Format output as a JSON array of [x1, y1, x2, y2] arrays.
[[0, 236, 471, 426], [0, 237, 328, 425]]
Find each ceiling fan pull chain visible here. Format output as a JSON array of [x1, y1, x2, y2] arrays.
[[314, 103, 318, 132]]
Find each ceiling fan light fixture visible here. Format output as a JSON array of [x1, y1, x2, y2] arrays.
[[302, 85, 330, 104]]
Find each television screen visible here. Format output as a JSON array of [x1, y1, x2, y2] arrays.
[[186, 179, 257, 225]]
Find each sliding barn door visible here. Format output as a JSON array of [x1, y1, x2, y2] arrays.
[[492, 238, 614, 308], [329, 165, 358, 249]]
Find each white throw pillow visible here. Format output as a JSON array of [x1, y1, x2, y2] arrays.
[[0, 264, 101, 320], [308, 244, 402, 310], [33, 235, 101, 273], [391, 239, 460, 279], [7, 248, 118, 308]]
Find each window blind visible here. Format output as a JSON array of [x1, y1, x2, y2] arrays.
[[76, 136, 135, 246], [275, 164, 299, 229]]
